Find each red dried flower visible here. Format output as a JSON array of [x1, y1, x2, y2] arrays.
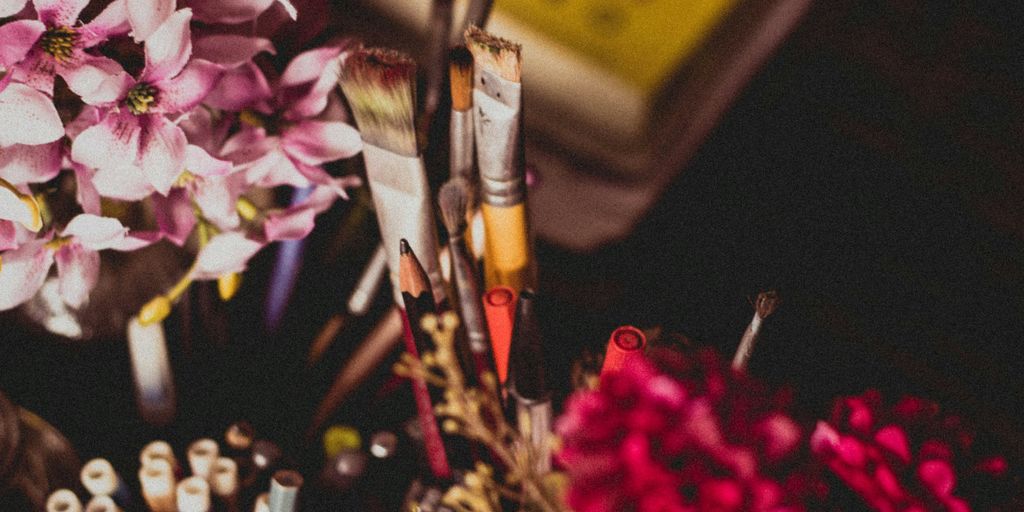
[[556, 350, 809, 512], [811, 390, 1014, 511]]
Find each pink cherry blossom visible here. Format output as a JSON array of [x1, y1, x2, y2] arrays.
[[0, 213, 153, 310], [0, 0, 130, 98], [70, 8, 224, 196], [214, 44, 362, 196]]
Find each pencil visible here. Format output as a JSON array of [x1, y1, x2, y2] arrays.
[[399, 239, 452, 478], [46, 489, 82, 512], [139, 458, 176, 512], [465, 27, 536, 291], [176, 476, 210, 512], [338, 48, 445, 307]]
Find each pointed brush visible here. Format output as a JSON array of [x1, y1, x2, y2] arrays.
[[439, 178, 494, 382], [449, 46, 476, 184]]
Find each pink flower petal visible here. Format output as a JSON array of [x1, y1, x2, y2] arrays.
[[295, 163, 358, 200], [0, 220, 17, 251], [71, 112, 140, 171], [276, 0, 296, 19], [90, 164, 154, 200], [281, 120, 361, 166], [61, 213, 128, 250], [917, 460, 956, 497], [126, 0, 174, 42], [77, 0, 130, 47], [192, 174, 242, 231], [0, 19, 45, 67], [264, 206, 314, 241], [151, 188, 195, 246], [33, 0, 89, 26], [251, 149, 307, 187], [55, 242, 99, 308], [110, 231, 161, 251], [0, 0, 29, 17], [202, 61, 272, 112], [0, 142, 61, 184], [9, 50, 55, 94], [139, 117, 187, 195], [0, 237, 54, 311], [0, 82, 64, 145], [810, 421, 839, 455], [279, 46, 345, 120], [188, 0, 274, 25], [874, 425, 911, 464], [0, 182, 38, 229], [140, 8, 192, 83], [152, 58, 222, 114], [184, 144, 231, 176], [71, 164, 101, 214], [60, 54, 130, 105], [192, 231, 263, 279], [193, 35, 275, 68]]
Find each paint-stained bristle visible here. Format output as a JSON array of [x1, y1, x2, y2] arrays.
[[449, 46, 474, 111], [338, 48, 418, 156], [439, 178, 470, 237], [465, 26, 521, 83]]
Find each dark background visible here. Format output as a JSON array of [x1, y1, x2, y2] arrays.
[[2, 0, 1024, 507]]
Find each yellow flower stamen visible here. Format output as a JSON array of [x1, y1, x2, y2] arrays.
[[0, 178, 42, 232], [236, 197, 259, 221], [39, 26, 78, 62], [125, 83, 158, 115]]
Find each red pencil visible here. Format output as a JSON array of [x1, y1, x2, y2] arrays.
[[600, 326, 647, 377], [483, 286, 516, 386]]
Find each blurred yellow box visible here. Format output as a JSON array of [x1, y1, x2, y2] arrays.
[[495, 0, 738, 92]]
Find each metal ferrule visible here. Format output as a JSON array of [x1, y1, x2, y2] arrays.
[[473, 68, 524, 207], [450, 240, 491, 357], [449, 109, 475, 182], [361, 144, 446, 306], [511, 391, 552, 474]]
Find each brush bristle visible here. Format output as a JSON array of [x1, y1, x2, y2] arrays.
[[338, 48, 418, 156], [438, 178, 470, 237], [449, 45, 474, 111], [465, 26, 521, 83]]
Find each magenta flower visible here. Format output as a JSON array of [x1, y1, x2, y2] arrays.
[[0, 0, 130, 98], [215, 44, 362, 196], [557, 350, 810, 512], [811, 390, 1013, 511], [70, 8, 224, 196], [0, 213, 153, 310]]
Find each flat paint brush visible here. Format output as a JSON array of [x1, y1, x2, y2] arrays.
[[338, 48, 446, 307], [465, 27, 536, 291], [439, 178, 495, 383]]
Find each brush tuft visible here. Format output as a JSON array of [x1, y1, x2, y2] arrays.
[[449, 45, 474, 111], [465, 26, 521, 83], [438, 178, 470, 238], [338, 48, 419, 156]]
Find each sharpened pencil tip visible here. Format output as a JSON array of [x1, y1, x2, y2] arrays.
[[399, 239, 411, 255]]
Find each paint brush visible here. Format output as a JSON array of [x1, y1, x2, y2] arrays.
[[732, 291, 781, 371], [448, 46, 475, 183], [338, 48, 446, 307], [439, 178, 495, 383], [465, 27, 536, 291]]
